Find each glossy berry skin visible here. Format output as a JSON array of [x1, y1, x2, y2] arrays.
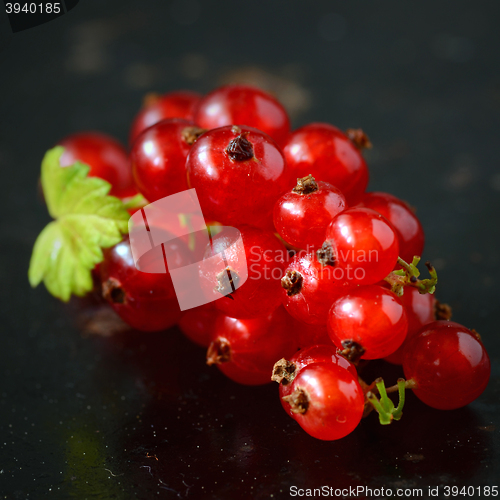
[[357, 192, 424, 263], [286, 363, 364, 440], [273, 180, 347, 250], [186, 125, 288, 229], [131, 118, 199, 203], [194, 84, 290, 146], [199, 225, 287, 319], [283, 123, 369, 204], [207, 307, 297, 385], [100, 235, 188, 331], [178, 303, 219, 348], [327, 285, 408, 360], [295, 321, 332, 349], [281, 253, 349, 325], [384, 286, 436, 364], [58, 132, 135, 199], [323, 207, 399, 285], [403, 321, 490, 410], [279, 345, 357, 414], [129, 90, 202, 146]]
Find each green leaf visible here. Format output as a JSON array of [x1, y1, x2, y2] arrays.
[[29, 147, 129, 301]]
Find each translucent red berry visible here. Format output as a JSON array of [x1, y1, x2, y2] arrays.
[[357, 192, 424, 263], [206, 307, 297, 385], [199, 225, 287, 319], [282, 363, 364, 440], [58, 132, 135, 199], [273, 174, 347, 250], [131, 118, 204, 203], [178, 303, 219, 348], [281, 252, 349, 325], [384, 286, 436, 364], [100, 235, 188, 331], [403, 321, 490, 410], [186, 125, 288, 229], [321, 207, 399, 285], [283, 123, 369, 204], [327, 285, 408, 360], [194, 84, 290, 146], [129, 90, 202, 145]]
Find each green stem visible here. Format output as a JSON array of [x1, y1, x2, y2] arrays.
[[384, 256, 437, 296]]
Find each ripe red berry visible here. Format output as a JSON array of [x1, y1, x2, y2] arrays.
[[357, 192, 424, 263], [320, 207, 399, 285], [282, 363, 364, 440], [283, 123, 369, 204], [186, 125, 288, 229], [403, 321, 490, 410], [295, 321, 332, 349], [199, 225, 287, 319], [58, 132, 135, 199], [273, 174, 347, 250], [194, 84, 290, 146], [281, 252, 349, 325], [206, 307, 297, 385], [178, 303, 219, 348], [131, 118, 206, 203], [384, 286, 436, 364], [129, 90, 202, 146], [100, 235, 187, 331], [327, 285, 408, 360], [274, 345, 358, 415]]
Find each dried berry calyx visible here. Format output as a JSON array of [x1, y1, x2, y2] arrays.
[[316, 240, 336, 267], [182, 126, 207, 145], [206, 337, 231, 365], [271, 358, 296, 384], [338, 339, 366, 364], [102, 277, 126, 304], [292, 174, 319, 195], [226, 132, 254, 161], [346, 128, 372, 150], [434, 300, 452, 320], [281, 270, 303, 296], [282, 387, 310, 414], [214, 267, 240, 298]]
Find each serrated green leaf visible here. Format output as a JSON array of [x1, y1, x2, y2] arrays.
[[29, 147, 130, 301]]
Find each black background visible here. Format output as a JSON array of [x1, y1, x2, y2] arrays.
[[0, 1, 499, 498]]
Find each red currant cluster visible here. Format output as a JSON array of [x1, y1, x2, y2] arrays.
[[40, 84, 490, 441]]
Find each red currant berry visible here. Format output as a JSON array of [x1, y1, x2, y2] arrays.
[[403, 321, 490, 410], [327, 285, 408, 360], [131, 118, 206, 203], [320, 207, 399, 285], [357, 192, 424, 263], [282, 363, 364, 440], [178, 303, 219, 348], [186, 125, 288, 229], [194, 84, 290, 146], [283, 123, 369, 204], [384, 286, 436, 364], [199, 225, 287, 319], [100, 235, 188, 331], [281, 252, 348, 325], [295, 321, 331, 349], [206, 307, 297, 385], [273, 174, 347, 250], [58, 132, 135, 199], [129, 90, 202, 145]]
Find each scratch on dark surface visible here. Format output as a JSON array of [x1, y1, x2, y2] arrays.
[[140, 465, 152, 476], [104, 468, 124, 477], [158, 478, 181, 497]]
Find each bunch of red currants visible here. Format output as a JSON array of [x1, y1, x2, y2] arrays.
[[53, 84, 490, 441]]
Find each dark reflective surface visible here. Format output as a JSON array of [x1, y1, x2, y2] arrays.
[[1, 0, 499, 498]]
